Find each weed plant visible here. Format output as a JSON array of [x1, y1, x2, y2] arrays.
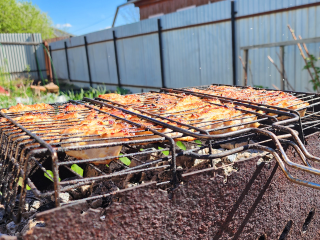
[[0, 66, 129, 108]]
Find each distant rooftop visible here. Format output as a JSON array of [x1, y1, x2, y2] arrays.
[[133, 0, 224, 20], [53, 28, 75, 38], [43, 28, 75, 43]]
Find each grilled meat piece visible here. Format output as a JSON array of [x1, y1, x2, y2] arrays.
[[190, 86, 309, 117], [1, 103, 54, 113], [99, 92, 260, 138]]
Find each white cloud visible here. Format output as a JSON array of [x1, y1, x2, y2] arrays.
[[55, 23, 72, 28], [100, 26, 111, 30]]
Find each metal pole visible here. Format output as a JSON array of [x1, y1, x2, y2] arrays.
[[158, 19, 166, 88], [280, 46, 285, 90], [49, 45, 58, 84], [113, 31, 121, 87], [32, 34, 41, 81], [84, 36, 93, 87], [49, 45, 52, 60], [231, 1, 237, 86], [64, 42, 71, 81], [243, 49, 248, 86], [43, 41, 53, 83]]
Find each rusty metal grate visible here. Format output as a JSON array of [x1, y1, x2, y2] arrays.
[[169, 84, 320, 143], [18, 133, 320, 239], [94, 90, 320, 190], [95, 90, 299, 141], [0, 100, 184, 223], [1, 88, 320, 225]]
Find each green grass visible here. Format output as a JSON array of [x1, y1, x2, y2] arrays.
[[0, 71, 130, 109], [63, 85, 109, 101], [0, 85, 111, 108]]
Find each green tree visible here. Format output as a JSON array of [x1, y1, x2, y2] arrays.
[[0, 0, 54, 39]]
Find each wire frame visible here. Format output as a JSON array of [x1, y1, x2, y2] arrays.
[[177, 84, 320, 138], [95, 89, 299, 141], [1, 88, 320, 224], [0, 100, 182, 223]]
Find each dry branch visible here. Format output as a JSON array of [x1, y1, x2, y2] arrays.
[[248, 62, 254, 86], [239, 56, 248, 86], [267, 55, 294, 91], [276, 52, 295, 91], [272, 84, 280, 90], [287, 24, 314, 81]]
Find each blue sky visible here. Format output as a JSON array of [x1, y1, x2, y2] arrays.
[[31, 0, 140, 36]]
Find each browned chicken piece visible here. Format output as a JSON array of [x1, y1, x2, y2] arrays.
[[59, 107, 172, 164], [1, 103, 54, 113], [99, 93, 142, 105], [164, 95, 208, 113], [98, 92, 260, 140], [63, 104, 88, 112], [100, 106, 179, 139], [190, 86, 309, 117], [61, 116, 134, 165]]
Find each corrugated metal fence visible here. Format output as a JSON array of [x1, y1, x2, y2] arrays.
[[0, 33, 47, 81], [49, 0, 320, 93]]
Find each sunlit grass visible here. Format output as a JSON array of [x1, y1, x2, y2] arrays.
[[0, 66, 131, 109]]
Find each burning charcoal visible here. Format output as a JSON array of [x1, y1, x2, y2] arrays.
[[24, 203, 29, 212], [176, 156, 195, 169], [194, 159, 209, 166], [222, 153, 237, 163], [108, 161, 125, 172], [35, 222, 45, 227], [30, 201, 41, 211], [80, 185, 92, 195], [37, 201, 55, 212], [222, 165, 238, 183], [0, 207, 4, 222], [140, 172, 147, 182], [20, 220, 46, 235], [60, 193, 70, 203], [90, 199, 102, 209], [212, 158, 222, 168], [192, 159, 211, 170], [6, 221, 18, 235], [51, 192, 70, 203], [68, 184, 93, 201], [220, 141, 236, 150], [157, 170, 173, 182], [128, 159, 139, 168]]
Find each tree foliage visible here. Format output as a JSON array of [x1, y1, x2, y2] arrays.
[[0, 0, 54, 39]]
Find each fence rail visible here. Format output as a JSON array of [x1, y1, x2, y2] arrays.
[[240, 37, 320, 50], [0, 42, 41, 46]]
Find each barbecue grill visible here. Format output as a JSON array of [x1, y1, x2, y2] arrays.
[[94, 88, 320, 186], [0, 100, 180, 223], [1, 86, 320, 239]]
